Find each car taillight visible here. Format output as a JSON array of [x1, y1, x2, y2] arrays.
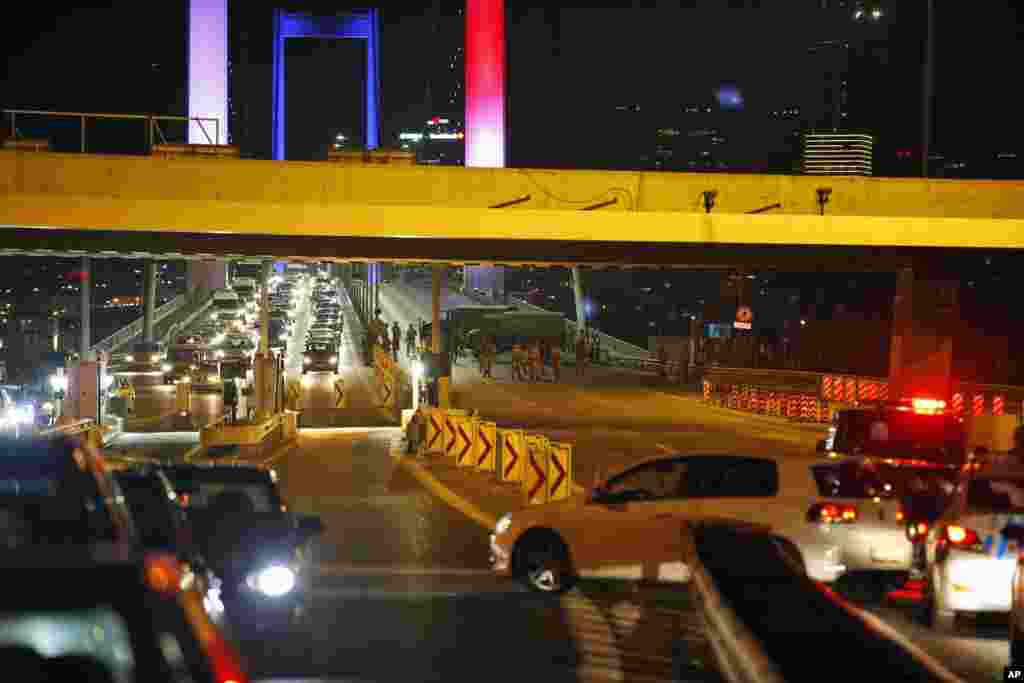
[[807, 502, 858, 524], [906, 521, 929, 543], [943, 524, 983, 551]]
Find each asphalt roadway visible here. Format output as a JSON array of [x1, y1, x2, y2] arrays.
[[110, 275, 1011, 682]]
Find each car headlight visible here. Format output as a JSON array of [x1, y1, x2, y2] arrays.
[[215, 350, 225, 359], [161, 364, 172, 373], [152, 355, 161, 363], [495, 513, 512, 535], [124, 355, 135, 362], [329, 356, 338, 364], [303, 357, 311, 364]]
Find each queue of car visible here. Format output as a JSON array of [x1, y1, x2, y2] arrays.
[[0, 432, 325, 681], [489, 394, 1024, 664], [301, 274, 343, 377]]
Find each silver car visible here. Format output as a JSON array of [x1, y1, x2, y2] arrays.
[[924, 466, 1024, 633]]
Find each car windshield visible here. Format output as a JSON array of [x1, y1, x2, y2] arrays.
[[168, 349, 196, 363], [307, 344, 331, 353]]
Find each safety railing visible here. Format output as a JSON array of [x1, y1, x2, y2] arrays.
[[90, 294, 189, 355], [3, 109, 221, 154], [691, 521, 963, 683], [681, 521, 785, 683], [503, 294, 654, 360], [702, 365, 1024, 420]]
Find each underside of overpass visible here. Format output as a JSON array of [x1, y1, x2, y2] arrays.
[[1, 152, 1023, 274]]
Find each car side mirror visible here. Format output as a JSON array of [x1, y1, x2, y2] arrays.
[[816, 440, 828, 453], [297, 514, 325, 539], [1002, 525, 1024, 543]]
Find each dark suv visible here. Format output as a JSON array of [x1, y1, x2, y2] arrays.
[[160, 463, 324, 630]]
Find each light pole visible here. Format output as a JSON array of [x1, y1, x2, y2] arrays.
[[922, 0, 934, 178]]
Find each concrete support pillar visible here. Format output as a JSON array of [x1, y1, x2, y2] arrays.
[[432, 264, 450, 408], [571, 266, 586, 337], [255, 261, 272, 419], [888, 268, 959, 401], [142, 261, 158, 342], [80, 256, 91, 359]]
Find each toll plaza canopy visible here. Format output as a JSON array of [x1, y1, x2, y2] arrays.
[[2, 151, 1024, 271]]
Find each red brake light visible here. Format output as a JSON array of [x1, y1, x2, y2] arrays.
[[944, 524, 982, 549], [906, 521, 929, 542], [808, 502, 858, 524], [144, 554, 183, 597], [911, 398, 946, 415]]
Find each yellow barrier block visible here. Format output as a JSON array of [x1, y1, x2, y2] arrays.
[[499, 429, 525, 483], [455, 417, 477, 468], [443, 411, 459, 459], [523, 434, 550, 506], [475, 420, 497, 473], [548, 442, 573, 502], [175, 381, 191, 413], [424, 408, 446, 455]]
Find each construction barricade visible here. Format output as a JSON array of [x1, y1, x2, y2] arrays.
[[499, 428, 525, 484], [548, 442, 573, 502], [423, 408, 446, 455], [523, 434, 550, 506], [454, 416, 477, 468], [474, 420, 497, 472], [973, 393, 985, 417]]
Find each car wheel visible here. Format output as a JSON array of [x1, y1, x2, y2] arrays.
[[513, 531, 574, 594], [926, 570, 957, 634]]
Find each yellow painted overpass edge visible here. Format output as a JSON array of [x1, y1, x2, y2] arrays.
[[389, 446, 498, 531], [183, 443, 204, 461]]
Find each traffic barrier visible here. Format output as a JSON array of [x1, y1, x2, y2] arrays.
[[499, 428, 525, 483], [444, 412, 460, 458], [548, 442, 572, 502], [455, 417, 477, 468], [474, 420, 497, 472], [845, 377, 856, 404], [523, 433, 550, 506], [973, 393, 985, 417], [994, 395, 1005, 416], [729, 386, 739, 409], [832, 376, 844, 402], [878, 382, 889, 401], [786, 395, 799, 419], [822, 375, 834, 401], [857, 380, 870, 402], [424, 408, 446, 455], [951, 392, 964, 416], [703, 380, 712, 400]]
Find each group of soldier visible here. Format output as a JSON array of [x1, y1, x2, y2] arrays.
[[365, 310, 431, 365]]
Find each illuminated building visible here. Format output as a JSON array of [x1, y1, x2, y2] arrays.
[[802, 132, 873, 176]]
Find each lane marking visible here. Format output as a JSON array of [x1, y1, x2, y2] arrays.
[[389, 446, 498, 530]]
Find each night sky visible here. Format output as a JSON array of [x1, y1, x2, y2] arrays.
[[3, 2, 1024, 162]]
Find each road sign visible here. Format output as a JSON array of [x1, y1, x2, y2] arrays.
[[475, 421, 497, 472], [425, 409, 444, 454], [375, 365, 394, 407], [445, 413, 459, 458], [524, 434, 549, 505], [499, 429, 524, 483], [548, 442, 572, 501], [456, 418, 476, 467], [734, 305, 752, 330], [332, 377, 346, 408]]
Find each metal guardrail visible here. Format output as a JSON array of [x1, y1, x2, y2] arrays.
[[4, 109, 221, 153], [504, 294, 653, 359], [692, 521, 963, 683], [681, 522, 784, 683], [91, 294, 188, 355], [157, 295, 214, 346]]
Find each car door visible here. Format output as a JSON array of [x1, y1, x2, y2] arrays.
[[682, 456, 783, 533], [571, 459, 689, 582]]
